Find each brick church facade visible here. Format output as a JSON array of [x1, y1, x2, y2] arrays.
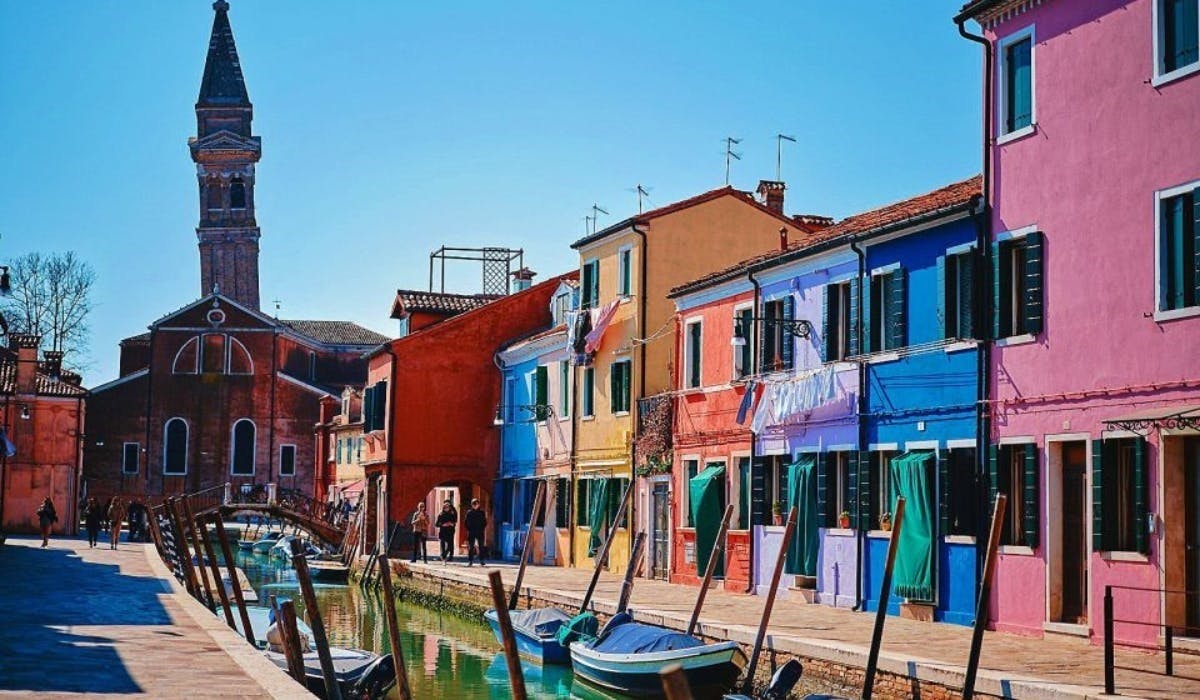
[[83, 1, 386, 503]]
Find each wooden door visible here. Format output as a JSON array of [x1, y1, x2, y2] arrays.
[[1061, 443, 1088, 624], [1186, 438, 1200, 633]]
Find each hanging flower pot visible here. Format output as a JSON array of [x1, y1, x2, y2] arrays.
[[838, 511, 851, 529]]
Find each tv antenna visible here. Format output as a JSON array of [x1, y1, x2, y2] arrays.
[[627, 184, 653, 214], [776, 134, 796, 181], [724, 137, 742, 185], [584, 215, 594, 235], [272, 298, 282, 318], [591, 203, 609, 234]]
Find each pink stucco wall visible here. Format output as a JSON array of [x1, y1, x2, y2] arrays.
[[985, 0, 1200, 643]]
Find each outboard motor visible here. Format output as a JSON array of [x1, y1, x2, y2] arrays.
[[347, 654, 396, 700], [761, 659, 803, 700]]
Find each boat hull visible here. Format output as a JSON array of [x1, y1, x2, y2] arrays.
[[570, 640, 746, 698], [484, 609, 571, 666]]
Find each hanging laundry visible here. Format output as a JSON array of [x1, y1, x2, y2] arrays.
[[584, 299, 621, 354], [569, 309, 592, 356], [735, 380, 758, 425], [750, 383, 776, 434]]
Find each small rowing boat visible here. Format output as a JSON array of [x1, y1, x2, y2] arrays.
[[483, 606, 572, 665]]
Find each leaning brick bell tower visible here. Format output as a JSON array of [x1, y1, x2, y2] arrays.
[[189, 0, 262, 310]]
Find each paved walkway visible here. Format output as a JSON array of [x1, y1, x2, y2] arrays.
[[407, 559, 1199, 699], [0, 535, 306, 699]]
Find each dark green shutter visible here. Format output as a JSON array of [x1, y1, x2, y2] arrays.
[[1022, 232, 1045, 335], [862, 278, 873, 354], [622, 363, 631, 412], [848, 277, 861, 356], [689, 323, 701, 387], [1134, 437, 1149, 554], [846, 452, 860, 529], [815, 452, 830, 527], [1192, 189, 1200, 304], [959, 252, 976, 338], [363, 385, 374, 432], [1092, 439, 1105, 551], [822, 285, 834, 361], [938, 449, 951, 538], [889, 268, 907, 349], [857, 451, 871, 531], [992, 242, 1003, 339], [610, 365, 620, 412], [760, 304, 776, 370], [750, 457, 768, 526], [375, 380, 388, 431], [781, 295, 796, 370], [590, 262, 600, 307], [1022, 443, 1039, 548], [987, 444, 999, 512], [936, 256, 947, 339], [535, 365, 548, 414]]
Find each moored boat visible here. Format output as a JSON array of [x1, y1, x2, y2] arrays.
[[483, 606, 572, 665], [307, 558, 351, 583], [250, 531, 285, 553]]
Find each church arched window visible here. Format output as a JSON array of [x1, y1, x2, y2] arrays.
[[173, 336, 199, 374], [229, 177, 246, 209], [230, 418, 256, 476], [228, 337, 253, 375], [163, 418, 188, 475]]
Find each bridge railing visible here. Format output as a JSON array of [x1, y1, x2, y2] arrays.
[[182, 484, 227, 516]]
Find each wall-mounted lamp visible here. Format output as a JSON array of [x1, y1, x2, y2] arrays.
[[732, 317, 813, 344], [19, 404, 30, 420]]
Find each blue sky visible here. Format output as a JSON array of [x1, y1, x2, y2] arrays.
[[0, 2, 981, 382]]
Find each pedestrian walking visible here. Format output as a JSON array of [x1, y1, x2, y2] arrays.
[[435, 501, 457, 563], [108, 497, 126, 550], [83, 497, 103, 548], [410, 502, 430, 563], [36, 497, 57, 548], [127, 501, 145, 542], [465, 498, 487, 566]]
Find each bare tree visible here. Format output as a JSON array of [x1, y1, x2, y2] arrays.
[[2, 251, 96, 371]]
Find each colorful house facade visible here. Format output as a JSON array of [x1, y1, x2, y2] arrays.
[[956, 0, 1200, 643]]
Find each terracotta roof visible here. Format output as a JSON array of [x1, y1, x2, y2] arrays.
[[391, 290, 498, 318], [670, 176, 982, 298], [954, 0, 1016, 22], [0, 359, 87, 397], [280, 320, 389, 346]]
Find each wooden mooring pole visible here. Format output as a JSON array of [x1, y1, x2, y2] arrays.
[[742, 505, 798, 694], [617, 532, 647, 614], [277, 599, 309, 686], [291, 537, 342, 700], [863, 497, 907, 700], [198, 518, 236, 630], [687, 503, 734, 637], [376, 555, 413, 700], [212, 515, 256, 648], [579, 481, 633, 614], [509, 480, 546, 611], [488, 569, 528, 700], [180, 497, 216, 609], [962, 494, 1007, 700], [660, 663, 695, 700]]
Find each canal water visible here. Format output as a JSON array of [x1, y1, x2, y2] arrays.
[[234, 549, 620, 699]]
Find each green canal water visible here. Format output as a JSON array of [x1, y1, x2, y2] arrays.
[[234, 549, 622, 699]]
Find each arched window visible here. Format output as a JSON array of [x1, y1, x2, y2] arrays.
[[163, 418, 188, 475], [206, 179, 223, 211], [228, 337, 253, 375], [231, 419, 256, 476], [173, 336, 199, 374], [229, 177, 246, 209]]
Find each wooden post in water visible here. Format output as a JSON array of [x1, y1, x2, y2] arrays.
[[376, 555, 413, 700], [198, 518, 236, 629], [742, 505, 798, 694], [660, 664, 695, 700], [863, 497, 906, 700], [617, 532, 647, 614], [962, 494, 1007, 700], [579, 481, 633, 613], [212, 515, 256, 648], [488, 570, 528, 700], [291, 538, 342, 700], [164, 498, 202, 600], [277, 599, 309, 685], [508, 480, 547, 611], [687, 503, 734, 637], [180, 497, 216, 609]]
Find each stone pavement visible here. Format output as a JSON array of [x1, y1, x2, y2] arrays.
[[407, 559, 1200, 699], [0, 535, 307, 699]]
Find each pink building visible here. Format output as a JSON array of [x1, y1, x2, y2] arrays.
[[957, 0, 1200, 645]]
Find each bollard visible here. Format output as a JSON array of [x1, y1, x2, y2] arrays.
[[963, 494, 1007, 700], [509, 481, 546, 611], [278, 600, 309, 685], [687, 503, 733, 637], [742, 505, 798, 694], [180, 498, 216, 609], [617, 532, 647, 614], [579, 482, 634, 613]]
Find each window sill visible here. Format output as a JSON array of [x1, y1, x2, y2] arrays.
[[997, 123, 1037, 145], [867, 352, 901, 365], [999, 545, 1035, 556], [943, 340, 978, 354], [613, 411, 630, 417], [1153, 306, 1200, 323], [1100, 551, 1150, 563], [995, 333, 1036, 348], [581, 416, 596, 422], [825, 528, 855, 537], [1151, 61, 1200, 88], [867, 530, 892, 539], [943, 535, 977, 545]]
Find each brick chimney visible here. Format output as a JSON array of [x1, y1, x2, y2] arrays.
[[42, 350, 64, 379], [10, 334, 40, 394], [511, 267, 537, 293], [779, 227, 789, 251], [757, 180, 786, 214]]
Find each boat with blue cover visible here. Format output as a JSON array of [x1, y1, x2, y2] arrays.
[[483, 606, 573, 665]]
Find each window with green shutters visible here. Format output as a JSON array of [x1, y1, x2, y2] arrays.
[[939, 250, 976, 340], [685, 321, 702, 389], [618, 247, 632, 297], [760, 297, 795, 371], [735, 456, 751, 530], [815, 451, 851, 528], [1092, 437, 1149, 553], [606, 478, 630, 529], [581, 259, 600, 309], [993, 233, 1044, 338], [1159, 188, 1198, 312], [866, 450, 895, 530], [733, 308, 754, 378], [534, 365, 549, 421], [582, 367, 595, 417], [683, 459, 699, 526], [1159, 0, 1200, 75], [559, 362, 570, 417], [989, 444, 1039, 548], [610, 360, 631, 413], [867, 268, 906, 353], [576, 479, 590, 526], [554, 478, 570, 527], [1003, 35, 1033, 134], [822, 282, 853, 361], [940, 448, 978, 537]]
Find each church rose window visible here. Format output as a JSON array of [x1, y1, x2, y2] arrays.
[[163, 418, 188, 475], [231, 419, 255, 476]]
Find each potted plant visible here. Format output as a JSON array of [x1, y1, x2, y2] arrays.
[[880, 512, 893, 532], [838, 510, 851, 529], [772, 501, 784, 526]]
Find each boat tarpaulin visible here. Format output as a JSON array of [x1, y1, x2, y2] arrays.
[[555, 611, 599, 646], [889, 451, 935, 601], [591, 622, 704, 654], [586, 477, 611, 557], [784, 456, 819, 577], [689, 465, 726, 577], [509, 607, 571, 636]]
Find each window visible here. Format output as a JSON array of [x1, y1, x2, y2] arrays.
[[279, 444, 296, 476], [684, 320, 702, 389], [1158, 0, 1199, 78], [1159, 188, 1198, 312], [231, 419, 256, 476], [206, 180, 222, 210], [1093, 437, 1149, 553], [228, 338, 252, 374], [202, 333, 226, 373], [994, 233, 1045, 338], [362, 380, 388, 432], [868, 451, 895, 530], [552, 292, 572, 325], [173, 337, 199, 374], [559, 361, 570, 417], [999, 29, 1034, 135], [991, 443, 1039, 547], [576, 479, 591, 526], [610, 360, 631, 413], [822, 282, 854, 361], [733, 307, 754, 378], [554, 478, 570, 527], [163, 418, 188, 475], [229, 176, 246, 209], [581, 259, 600, 309], [618, 246, 632, 297], [760, 297, 795, 372], [607, 478, 630, 529], [534, 365, 549, 421], [342, 394, 351, 417], [734, 456, 751, 530], [356, 437, 362, 462], [683, 459, 700, 526], [868, 269, 907, 352], [942, 448, 978, 537], [122, 442, 139, 475], [942, 250, 976, 340], [582, 367, 595, 417], [821, 451, 852, 527]]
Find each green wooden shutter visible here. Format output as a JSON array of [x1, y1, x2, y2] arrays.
[[936, 256, 947, 339], [889, 268, 907, 349], [781, 295, 796, 370], [622, 362, 631, 412], [535, 365, 548, 415], [815, 452, 830, 527], [857, 451, 871, 531], [959, 252, 976, 339], [1022, 443, 1039, 548], [1092, 439, 1106, 552], [822, 285, 834, 361], [862, 278, 873, 354], [760, 304, 776, 370], [987, 444, 1000, 513], [590, 262, 600, 307], [610, 365, 620, 412], [750, 457, 768, 526], [363, 385, 375, 432], [938, 448, 951, 538], [1134, 437, 1149, 554], [992, 242, 1003, 339], [846, 452, 860, 529], [1192, 188, 1200, 304], [848, 277, 861, 356], [1022, 232, 1045, 335], [374, 380, 388, 431]]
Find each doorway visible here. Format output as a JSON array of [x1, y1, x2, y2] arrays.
[[650, 481, 670, 580], [1185, 438, 1200, 632], [1060, 443, 1088, 624]]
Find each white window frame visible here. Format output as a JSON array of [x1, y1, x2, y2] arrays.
[[869, 267, 898, 352], [732, 302, 753, 379], [122, 442, 140, 475], [1153, 0, 1200, 86], [617, 245, 633, 298], [228, 336, 254, 375], [1154, 178, 1200, 321], [559, 361, 571, 419], [162, 417, 189, 476], [279, 444, 297, 476], [230, 418, 257, 477], [683, 317, 703, 389], [172, 336, 200, 375], [582, 258, 600, 308], [996, 24, 1037, 144]]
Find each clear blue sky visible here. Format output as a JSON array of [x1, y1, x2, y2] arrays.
[[0, 1, 981, 382]]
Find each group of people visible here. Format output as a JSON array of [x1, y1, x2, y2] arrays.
[[409, 498, 488, 566], [81, 496, 149, 549]]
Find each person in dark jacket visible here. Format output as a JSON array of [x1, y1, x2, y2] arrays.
[[435, 501, 457, 563], [36, 497, 57, 548], [83, 497, 103, 548], [464, 498, 487, 566]]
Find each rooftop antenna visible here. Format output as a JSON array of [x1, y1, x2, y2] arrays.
[[584, 215, 594, 236], [272, 299, 281, 318], [776, 134, 796, 182], [591, 203, 609, 233], [634, 184, 651, 214], [724, 137, 742, 185]]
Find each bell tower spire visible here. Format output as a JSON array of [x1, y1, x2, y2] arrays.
[[189, 0, 262, 310]]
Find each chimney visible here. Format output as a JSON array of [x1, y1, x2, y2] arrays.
[[10, 334, 40, 394], [511, 267, 536, 293], [779, 227, 789, 251], [757, 180, 786, 214], [42, 350, 64, 380]]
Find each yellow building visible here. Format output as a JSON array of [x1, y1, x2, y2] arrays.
[[568, 182, 821, 574]]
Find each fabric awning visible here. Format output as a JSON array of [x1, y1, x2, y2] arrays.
[[337, 479, 365, 500], [889, 451, 935, 602], [689, 465, 727, 577], [784, 456, 819, 578], [1102, 404, 1200, 431]]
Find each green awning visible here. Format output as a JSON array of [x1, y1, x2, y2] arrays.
[[586, 477, 610, 557], [784, 456, 819, 577], [889, 451, 935, 602], [689, 465, 726, 577]]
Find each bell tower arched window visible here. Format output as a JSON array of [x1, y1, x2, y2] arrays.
[[231, 419, 256, 476], [206, 179, 223, 211], [229, 176, 246, 209]]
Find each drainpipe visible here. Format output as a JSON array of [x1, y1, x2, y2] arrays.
[[569, 329, 580, 568], [957, 16, 994, 587], [73, 394, 84, 536], [268, 329, 277, 485], [850, 237, 868, 611], [744, 269, 762, 594], [632, 222, 649, 574]]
